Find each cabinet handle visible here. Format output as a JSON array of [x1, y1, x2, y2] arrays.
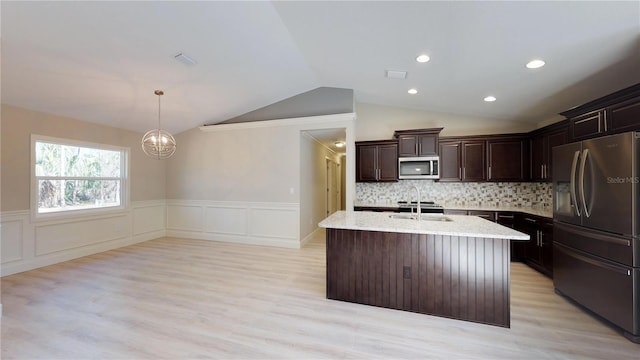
[[459, 168, 462, 179], [603, 111, 607, 132], [489, 166, 492, 179], [463, 167, 466, 179], [498, 214, 514, 219], [525, 217, 537, 223], [419, 143, 422, 154], [538, 230, 543, 246], [415, 143, 419, 155]]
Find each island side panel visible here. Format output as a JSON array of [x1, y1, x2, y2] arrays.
[[325, 228, 511, 327]]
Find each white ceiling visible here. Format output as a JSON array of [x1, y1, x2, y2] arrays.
[[2, 1, 639, 135]]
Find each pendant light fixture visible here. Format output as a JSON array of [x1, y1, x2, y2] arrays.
[[141, 90, 176, 159]]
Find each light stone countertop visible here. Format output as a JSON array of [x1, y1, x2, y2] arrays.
[[319, 211, 529, 240], [353, 201, 552, 219]]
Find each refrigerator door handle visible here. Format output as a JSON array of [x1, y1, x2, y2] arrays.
[[579, 149, 590, 218], [570, 150, 581, 217]]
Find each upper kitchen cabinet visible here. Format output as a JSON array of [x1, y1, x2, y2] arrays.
[[561, 83, 640, 142], [569, 110, 606, 141], [394, 128, 443, 157], [607, 96, 640, 134], [356, 140, 398, 182], [438, 138, 486, 182], [529, 121, 568, 182], [487, 136, 528, 182]]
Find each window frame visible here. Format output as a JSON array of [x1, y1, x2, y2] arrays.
[[30, 134, 130, 221]]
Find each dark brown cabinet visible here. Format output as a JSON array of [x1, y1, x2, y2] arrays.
[[439, 139, 485, 182], [570, 110, 606, 141], [607, 96, 640, 134], [444, 208, 554, 271], [394, 128, 443, 157], [440, 135, 529, 182], [562, 83, 640, 142], [515, 213, 553, 277], [467, 210, 497, 221], [356, 140, 398, 182], [487, 137, 528, 181], [530, 124, 568, 181]]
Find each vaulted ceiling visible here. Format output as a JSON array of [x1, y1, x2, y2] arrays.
[[2, 1, 639, 135]]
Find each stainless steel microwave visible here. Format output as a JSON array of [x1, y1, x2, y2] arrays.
[[398, 156, 439, 179]]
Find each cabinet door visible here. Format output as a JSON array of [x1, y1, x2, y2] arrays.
[[461, 141, 485, 181], [439, 141, 462, 181], [443, 209, 468, 215], [530, 134, 546, 181], [377, 143, 398, 181], [398, 135, 418, 157], [418, 135, 438, 156], [545, 129, 567, 181], [356, 145, 378, 182], [606, 96, 640, 134], [571, 110, 605, 141], [468, 210, 496, 221], [487, 138, 526, 181], [539, 220, 554, 276]]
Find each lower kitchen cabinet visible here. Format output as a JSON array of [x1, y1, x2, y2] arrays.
[[467, 210, 496, 221], [444, 209, 552, 272], [515, 213, 553, 277]]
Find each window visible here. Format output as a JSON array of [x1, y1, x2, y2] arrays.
[[32, 135, 128, 217]]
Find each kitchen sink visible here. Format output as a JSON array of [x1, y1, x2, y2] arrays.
[[388, 214, 453, 222]]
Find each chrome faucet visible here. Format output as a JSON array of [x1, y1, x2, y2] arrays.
[[407, 185, 421, 221]]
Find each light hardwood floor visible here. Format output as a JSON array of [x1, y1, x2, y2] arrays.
[[2, 230, 639, 359]]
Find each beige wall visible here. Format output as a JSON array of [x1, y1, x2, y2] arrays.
[[165, 125, 301, 203], [355, 102, 536, 140], [1, 104, 166, 211]]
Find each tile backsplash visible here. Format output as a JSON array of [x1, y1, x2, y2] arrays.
[[356, 180, 552, 208]]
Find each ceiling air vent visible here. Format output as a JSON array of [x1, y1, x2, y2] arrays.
[[386, 70, 407, 79], [174, 52, 197, 66]]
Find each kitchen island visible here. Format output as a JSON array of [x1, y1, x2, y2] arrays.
[[319, 211, 528, 327]]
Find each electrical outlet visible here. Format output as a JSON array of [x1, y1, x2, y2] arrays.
[[403, 266, 411, 279]]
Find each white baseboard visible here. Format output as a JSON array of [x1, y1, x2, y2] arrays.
[[300, 227, 323, 248], [166, 230, 300, 249]]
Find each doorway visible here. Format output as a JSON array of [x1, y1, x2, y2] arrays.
[[326, 158, 341, 216]]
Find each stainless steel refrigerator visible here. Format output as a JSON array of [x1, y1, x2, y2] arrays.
[[552, 131, 639, 343]]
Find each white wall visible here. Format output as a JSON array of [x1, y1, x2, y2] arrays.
[[1, 201, 166, 276], [355, 102, 535, 140], [300, 132, 342, 243]]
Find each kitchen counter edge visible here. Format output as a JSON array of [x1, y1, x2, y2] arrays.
[[319, 211, 529, 240]]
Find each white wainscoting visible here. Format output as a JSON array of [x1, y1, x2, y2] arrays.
[[165, 200, 301, 249], [1, 200, 166, 276]]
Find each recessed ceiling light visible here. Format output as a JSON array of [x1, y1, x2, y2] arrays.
[[334, 141, 345, 148], [408, 88, 418, 95], [416, 54, 430, 63], [484, 96, 497, 102], [526, 59, 545, 69]]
